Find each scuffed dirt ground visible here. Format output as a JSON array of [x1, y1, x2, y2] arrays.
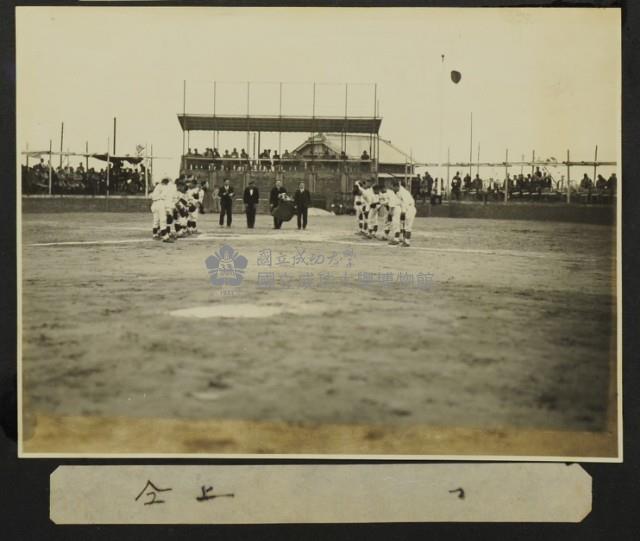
[[20, 212, 618, 456]]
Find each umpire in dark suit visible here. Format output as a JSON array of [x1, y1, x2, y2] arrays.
[[269, 179, 288, 229], [243, 180, 259, 228], [217, 178, 234, 227], [293, 181, 311, 230]]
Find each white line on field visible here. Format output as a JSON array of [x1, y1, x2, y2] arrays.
[[28, 238, 156, 247], [26, 233, 595, 261]]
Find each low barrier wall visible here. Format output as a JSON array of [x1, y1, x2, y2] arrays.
[[22, 196, 615, 225]]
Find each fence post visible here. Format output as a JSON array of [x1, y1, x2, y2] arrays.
[[144, 143, 149, 197], [566, 149, 571, 204], [504, 148, 509, 203], [106, 137, 110, 198], [48, 140, 52, 195]]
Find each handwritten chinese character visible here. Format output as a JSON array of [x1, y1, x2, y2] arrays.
[[196, 485, 235, 502], [377, 272, 395, 287], [134, 480, 172, 505]]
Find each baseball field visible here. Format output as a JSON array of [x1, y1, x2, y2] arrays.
[[20, 210, 618, 457]]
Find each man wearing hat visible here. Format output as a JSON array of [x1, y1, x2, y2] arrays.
[[293, 181, 311, 230], [217, 178, 235, 227], [243, 180, 260, 229]]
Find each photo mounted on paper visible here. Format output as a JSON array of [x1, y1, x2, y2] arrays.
[[16, 6, 621, 460]]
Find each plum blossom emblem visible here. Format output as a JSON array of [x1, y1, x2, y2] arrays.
[[205, 245, 248, 287]]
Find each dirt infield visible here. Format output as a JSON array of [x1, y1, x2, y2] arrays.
[[20, 212, 618, 457]]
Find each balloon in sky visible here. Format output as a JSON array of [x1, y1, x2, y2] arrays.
[[450, 70, 462, 84]]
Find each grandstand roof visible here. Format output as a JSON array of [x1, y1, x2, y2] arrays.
[[293, 133, 412, 165], [177, 114, 381, 134]]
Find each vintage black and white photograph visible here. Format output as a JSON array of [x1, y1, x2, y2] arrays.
[[17, 6, 620, 458]]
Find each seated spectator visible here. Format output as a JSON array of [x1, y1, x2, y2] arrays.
[[76, 162, 85, 175], [360, 150, 370, 172], [240, 148, 250, 170], [450, 172, 461, 201], [473, 173, 483, 193], [606, 173, 617, 194], [425, 172, 434, 199], [580, 173, 593, 190], [213, 147, 221, 170], [194, 148, 200, 156], [411, 174, 421, 198], [230, 148, 239, 170], [282, 149, 291, 171], [463, 173, 471, 190], [272, 151, 280, 171], [595, 174, 607, 191]]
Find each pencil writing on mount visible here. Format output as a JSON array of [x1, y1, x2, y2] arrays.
[[196, 485, 235, 502], [448, 488, 465, 499], [134, 480, 173, 505]]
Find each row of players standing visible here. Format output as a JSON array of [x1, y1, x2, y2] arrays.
[[217, 179, 312, 230], [149, 177, 204, 243], [353, 178, 416, 247]]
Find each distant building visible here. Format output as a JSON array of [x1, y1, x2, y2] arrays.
[[292, 133, 415, 175]]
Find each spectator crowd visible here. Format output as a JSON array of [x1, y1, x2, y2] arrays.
[[183, 147, 372, 173], [410, 167, 617, 203], [22, 158, 151, 195]]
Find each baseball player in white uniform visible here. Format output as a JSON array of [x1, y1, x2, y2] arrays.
[[384, 185, 403, 245], [365, 184, 381, 238], [175, 182, 191, 237], [374, 186, 390, 240], [186, 178, 203, 234], [394, 181, 417, 247], [163, 178, 179, 239], [353, 180, 366, 235], [359, 180, 376, 237], [149, 177, 172, 242]]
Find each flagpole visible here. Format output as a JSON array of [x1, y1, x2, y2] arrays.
[[48, 139, 53, 195], [438, 53, 445, 198], [468, 112, 473, 179], [144, 143, 149, 197]]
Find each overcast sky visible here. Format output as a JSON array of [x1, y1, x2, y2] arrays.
[[17, 7, 620, 179]]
